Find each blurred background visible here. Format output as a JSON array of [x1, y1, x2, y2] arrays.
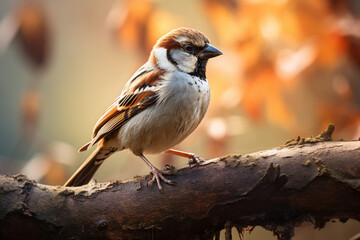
[[0, 0, 359, 239]]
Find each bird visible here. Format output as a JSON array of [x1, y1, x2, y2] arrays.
[[64, 27, 222, 190]]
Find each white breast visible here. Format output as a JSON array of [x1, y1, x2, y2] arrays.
[[118, 71, 210, 155]]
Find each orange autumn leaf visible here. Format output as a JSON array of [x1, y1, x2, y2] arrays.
[[109, 0, 181, 58], [16, 1, 50, 69], [201, 0, 239, 45], [44, 161, 67, 185], [20, 90, 41, 141], [265, 86, 295, 129], [146, 10, 181, 51], [318, 101, 360, 138], [241, 76, 264, 123], [108, 0, 152, 54], [316, 32, 348, 66], [242, 67, 295, 128], [347, 35, 360, 68], [21, 90, 40, 122]]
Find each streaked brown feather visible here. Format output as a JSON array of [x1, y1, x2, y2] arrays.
[[92, 105, 118, 138], [129, 68, 165, 92], [80, 69, 165, 152]]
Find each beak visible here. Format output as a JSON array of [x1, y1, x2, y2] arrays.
[[198, 44, 222, 59]]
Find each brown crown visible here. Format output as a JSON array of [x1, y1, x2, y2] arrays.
[[156, 27, 210, 50]]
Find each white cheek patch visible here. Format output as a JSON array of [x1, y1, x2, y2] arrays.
[[153, 47, 177, 71], [170, 49, 197, 73]]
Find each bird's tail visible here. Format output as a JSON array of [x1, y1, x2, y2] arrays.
[[64, 143, 115, 187]]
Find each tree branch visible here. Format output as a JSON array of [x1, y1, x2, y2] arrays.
[[1, 127, 360, 240]]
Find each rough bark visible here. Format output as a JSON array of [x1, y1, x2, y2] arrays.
[[1, 125, 360, 240]]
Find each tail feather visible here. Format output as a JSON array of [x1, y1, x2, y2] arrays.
[[78, 142, 91, 152], [78, 135, 103, 152], [64, 144, 113, 187]]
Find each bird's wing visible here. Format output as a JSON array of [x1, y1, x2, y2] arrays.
[[79, 67, 166, 152]]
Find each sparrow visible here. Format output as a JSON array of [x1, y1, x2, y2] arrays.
[[64, 27, 222, 190]]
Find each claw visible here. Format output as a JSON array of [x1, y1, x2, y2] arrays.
[[148, 167, 174, 191], [165, 149, 204, 168], [140, 154, 175, 191], [188, 154, 203, 168], [163, 164, 176, 175]]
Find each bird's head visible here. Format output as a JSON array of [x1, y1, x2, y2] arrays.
[[150, 27, 222, 79]]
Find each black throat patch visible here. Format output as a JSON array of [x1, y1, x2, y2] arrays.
[[189, 58, 208, 80]]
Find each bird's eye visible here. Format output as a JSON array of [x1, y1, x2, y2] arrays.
[[183, 44, 194, 53]]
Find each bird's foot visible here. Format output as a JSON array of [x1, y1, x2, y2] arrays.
[[165, 149, 203, 168], [188, 154, 203, 168], [148, 166, 175, 191], [162, 164, 177, 175]]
